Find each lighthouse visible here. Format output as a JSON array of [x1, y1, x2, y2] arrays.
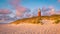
[[38, 8, 41, 16]]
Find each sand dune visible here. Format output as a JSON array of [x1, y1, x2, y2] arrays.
[[0, 23, 60, 34]]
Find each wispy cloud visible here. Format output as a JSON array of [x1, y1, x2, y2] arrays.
[[0, 9, 11, 14], [10, 0, 28, 17], [58, 0, 60, 2], [16, 6, 26, 17], [10, 0, 20, 6], [42, 6, 46, 11], [42, 6, 56, 16], [48, 6, 55, 15]]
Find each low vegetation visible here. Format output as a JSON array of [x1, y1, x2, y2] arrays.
[[54, 19, 60, 24], [10, 15, 60, 25]]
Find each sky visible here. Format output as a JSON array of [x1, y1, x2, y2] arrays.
[[21, 0, 60, 10], [0, 0, 60, 10], [0, 0, 60, 23]]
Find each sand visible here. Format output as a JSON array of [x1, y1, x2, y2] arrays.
[[0, 23, 60, 34]]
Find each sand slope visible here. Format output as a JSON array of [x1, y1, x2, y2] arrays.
[[0, 23, 60, 34]]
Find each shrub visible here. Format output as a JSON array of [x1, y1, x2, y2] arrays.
[[37, 18, 43, 25], [54, 20, 60, 24]]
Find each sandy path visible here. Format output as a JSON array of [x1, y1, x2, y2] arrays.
[[0, 23, 60, 34]]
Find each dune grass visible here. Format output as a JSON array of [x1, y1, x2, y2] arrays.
[[10, 15, 60, 25]]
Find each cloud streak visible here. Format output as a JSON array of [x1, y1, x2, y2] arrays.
[[42, 6, 56, 16], [10, 0, 20, 6], [0, 9, 11, 14], [16, 6, 28, 17], [58, 0, 60, 2]]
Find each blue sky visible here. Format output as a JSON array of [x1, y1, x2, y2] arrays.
[[0, 0, 60, 11], [21, 0, 60, 11]]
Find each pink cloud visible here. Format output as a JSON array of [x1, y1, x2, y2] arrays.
[[16, 6, 27, 17], [49, 11, 55, 15], [42, 6, 46, 11], [56, 10, 60, 14], [10, 0, 27, 17], [26, 14, 31, 17], [58, 0, 60, 2], [42, 6, 56, 16], [0, 9, 11, 14], [16, 6, 26, 13], [10, 0, 20, 6], [49, 8, 55, 15], [48, 6, 55, 15], [9, 0, 27, 17], [49, 6, 54, 9], [16, 12, 23, 17]]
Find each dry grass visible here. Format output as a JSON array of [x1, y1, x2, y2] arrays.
[[10, 15, 60, 24]]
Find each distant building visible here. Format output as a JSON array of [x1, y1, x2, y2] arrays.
[[38, 8, 41, 16]]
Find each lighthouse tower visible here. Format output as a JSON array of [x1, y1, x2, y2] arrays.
[[38, 8, 41, 16]]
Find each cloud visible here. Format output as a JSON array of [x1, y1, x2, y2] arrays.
[[25, 14, 31, 17], [16, 6, 26, 13], [16, 7, 32, 18], [0, 9, 11, 14], [49, 6, 54, 9], [42, 6, 55, 16], [16, 6, 27, 17], [58, 0, 60, 2], [9, 0, 28, 17], [42, 6, 46, 11], [0, 9, 12, 19], [0, 0, 31, 23], [9, 0, 32, 18], [56, 10, 60, 14], [48, 6, 55, 15], [10, 0, 20, 6], [7, 0, 24, 18]]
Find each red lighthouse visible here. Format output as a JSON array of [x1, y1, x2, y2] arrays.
[[38, 8, 41, 16]]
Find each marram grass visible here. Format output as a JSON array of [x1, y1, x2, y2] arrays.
[[10, 15, 60, 25]]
